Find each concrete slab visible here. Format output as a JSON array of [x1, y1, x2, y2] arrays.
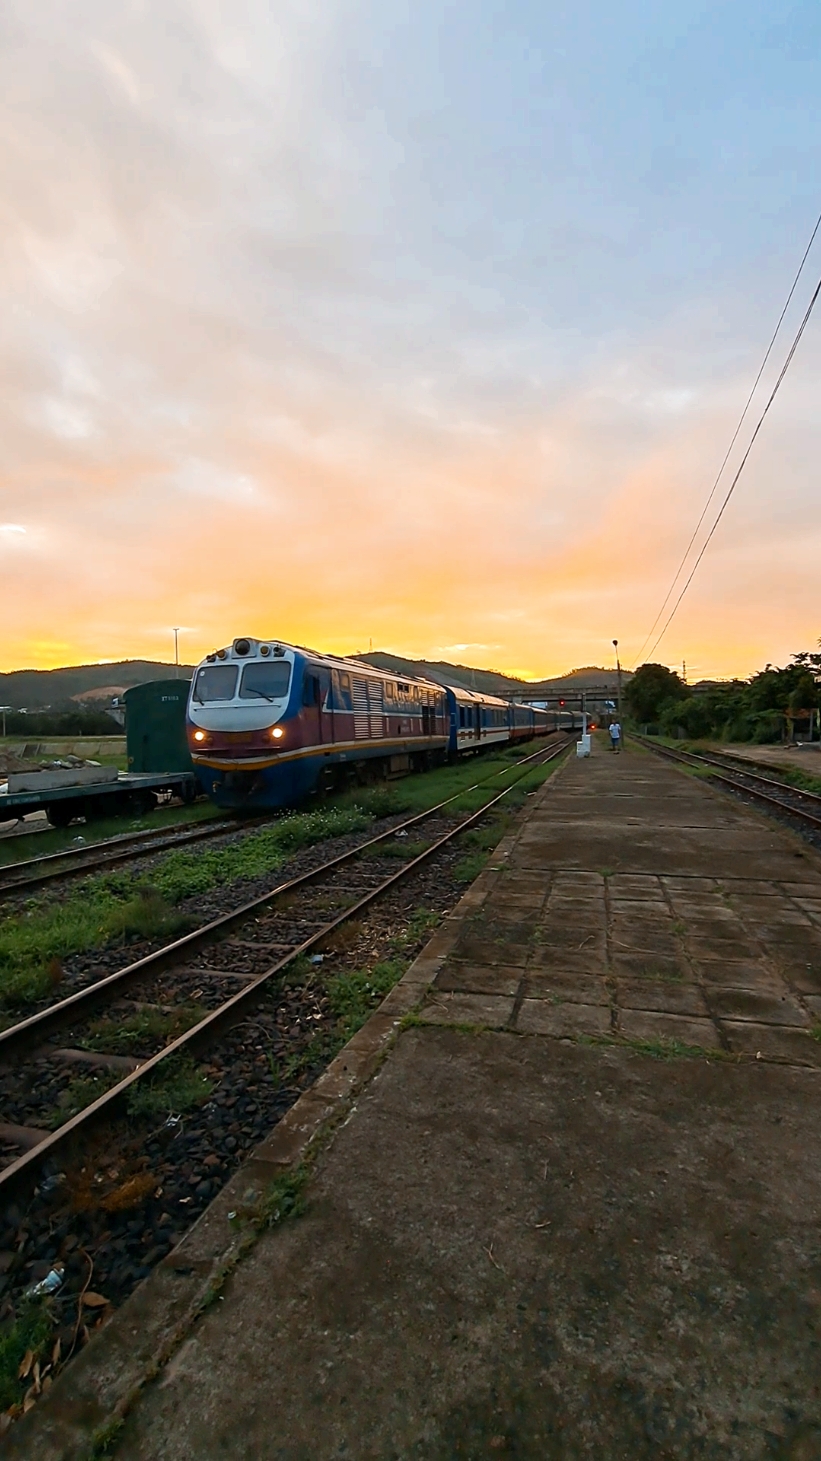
[[520, 972, 610, 1004], [435, 961, 523, 995], [115, 1033, 821, 1461], [720, 1020, 821, 1065], [418, 992, 516, 1028], [705, 987, 810, 1026], [616, 979, 709, 1017], [514, 998, 612, 1037]]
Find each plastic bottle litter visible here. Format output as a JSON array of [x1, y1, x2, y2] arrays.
[[26, 1266, 64, 1298], [308, 954, 325, 965]]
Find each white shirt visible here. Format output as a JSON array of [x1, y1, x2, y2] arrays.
[[609, 722, 621, 740]]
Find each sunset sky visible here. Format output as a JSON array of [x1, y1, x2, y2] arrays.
[[1, 0, 819, 682]]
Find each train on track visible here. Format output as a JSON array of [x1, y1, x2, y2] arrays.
[[187, 637, 582, 811]]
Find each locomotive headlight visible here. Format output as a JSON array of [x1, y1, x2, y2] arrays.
[[193, 730, 206, 742], [271, 726, 284, 739]]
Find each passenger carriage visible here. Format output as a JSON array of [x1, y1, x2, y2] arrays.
[[444, 686, 511, 756]]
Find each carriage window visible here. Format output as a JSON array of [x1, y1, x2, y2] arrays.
[[193, 665, 238, 702], [240, 661, 292, 700]]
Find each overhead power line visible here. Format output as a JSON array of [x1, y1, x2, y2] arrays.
[[635, 208, 821, 665], [646, 268, 821, 661]]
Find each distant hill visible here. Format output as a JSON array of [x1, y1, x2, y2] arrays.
[[356, 653, 527, 697], [0, 661, 195, 710], [355, 654, 629, 697]]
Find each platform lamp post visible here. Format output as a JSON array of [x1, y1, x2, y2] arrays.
[[613, 640, 622, 722]]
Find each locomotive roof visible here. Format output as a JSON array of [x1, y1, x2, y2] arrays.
[[200, 639, 446, 696], [200, 639, 524, 710]]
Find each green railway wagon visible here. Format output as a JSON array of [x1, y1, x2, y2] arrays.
[[124, 679, 193, 775]]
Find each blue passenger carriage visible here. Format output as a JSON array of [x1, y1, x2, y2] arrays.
[[444, 686, 511, 757]]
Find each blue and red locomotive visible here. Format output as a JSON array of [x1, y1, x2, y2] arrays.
[[187, 637, 558, 811]]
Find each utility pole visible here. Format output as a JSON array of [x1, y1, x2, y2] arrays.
[[173, 628, 180, 678], [613, 640, 622, 721]]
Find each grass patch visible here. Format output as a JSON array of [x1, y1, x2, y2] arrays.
[[0, 1301, 52, 1413], [579, 1033, 719, 1060], [454, 851, 490, 884], [268, 959, 408, 1089], [125, 1054, 213, 1120], [811, 1026, 821, 1045], [0, 806, 370, 1013], [123, 806, 370, 905], [389, 908, 442, 953], [48, 1069, 125, 1127], [337, 743, 560, 823], [326, 959, 406, 1040], [84, 1418, 125, 1460], [81, 1005, 203, 1054], [350, 786, 412, 819], [255, 1165, 311, 1229], [0, 889, 189, 1010]]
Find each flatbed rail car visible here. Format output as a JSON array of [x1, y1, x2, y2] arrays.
[[0, 679, 198, 828], [0, 767, 197, 828]]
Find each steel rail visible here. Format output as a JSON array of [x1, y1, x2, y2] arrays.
[[0, 815, 250, 898], [674, 747, 821, 807], [0, 736, 571, 1199], [0, 736, 570, 1061], [632, 737, 821, 832]]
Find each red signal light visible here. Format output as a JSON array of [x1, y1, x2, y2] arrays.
[[559, 699, 565, 707]]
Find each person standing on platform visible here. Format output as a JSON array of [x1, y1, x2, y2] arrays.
[[609, 719, 622, 753]]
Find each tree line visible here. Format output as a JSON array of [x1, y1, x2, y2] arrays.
[[1, 708, 122, 738], [623, 649, 821, 743]]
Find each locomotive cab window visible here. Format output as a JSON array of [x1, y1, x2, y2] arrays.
[[302, 673, 321, 706], [193, 665, 238, 702], [239, 661, 291, 701]]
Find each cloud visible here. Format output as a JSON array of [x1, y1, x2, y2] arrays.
[[0, 0, 818, 680]]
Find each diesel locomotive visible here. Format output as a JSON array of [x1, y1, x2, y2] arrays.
[[186, 636, 564, 811]]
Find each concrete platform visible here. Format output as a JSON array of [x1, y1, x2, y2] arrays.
[[12, 743, 821, 1459]]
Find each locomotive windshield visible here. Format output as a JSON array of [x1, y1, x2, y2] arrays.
[[193, 665, 239, 702], [240, 661, 292, 701]]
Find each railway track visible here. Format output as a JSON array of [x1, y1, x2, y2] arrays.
[[0, 735, 570, 1201], [633, 736, 821, 836], [0, 813, 251, 899]]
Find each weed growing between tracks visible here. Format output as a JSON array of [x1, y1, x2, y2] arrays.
[[0, 805, 370, 1012], [125, 1055, 214, 1121]]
